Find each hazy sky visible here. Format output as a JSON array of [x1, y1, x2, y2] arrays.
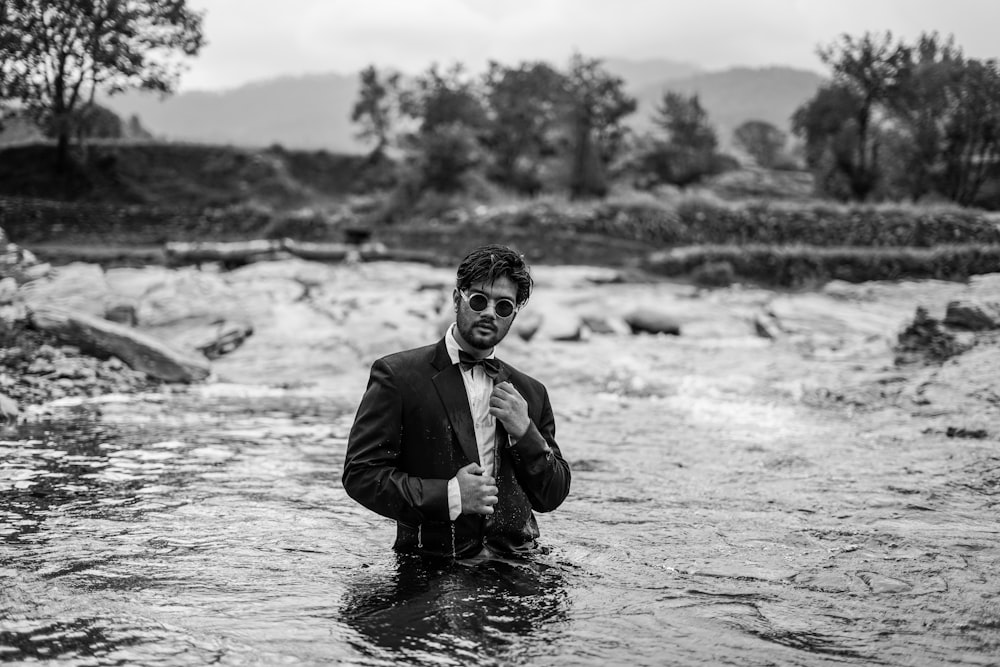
[[179, 0, 1000, 91]]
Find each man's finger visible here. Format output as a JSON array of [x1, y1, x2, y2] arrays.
[[461, 462, 484, 475]]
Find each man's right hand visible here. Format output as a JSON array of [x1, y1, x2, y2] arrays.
[[456, 462, 498, 515]]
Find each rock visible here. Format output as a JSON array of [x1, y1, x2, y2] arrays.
[[753, 310, 783, 340], [894, 306, 972, 366], [0, 391, 19, 425], [512, 309, 543, 342], [691, 260, 736, 288], [580, 315, 623, 335], [17, 262, 112, 318], [624, 308, 682, 336], [943, 299, 1000, 331], [29, 305, 211, 383], [104, 300, 138, 326], [193, 320, 254, 360], [0, 277, 17, 305]]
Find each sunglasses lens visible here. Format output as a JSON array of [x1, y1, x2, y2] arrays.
[[495, 300, 515, 317], [468, 294, 489, 311]]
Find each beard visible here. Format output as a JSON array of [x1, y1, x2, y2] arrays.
[[455, 311, 507, 350]]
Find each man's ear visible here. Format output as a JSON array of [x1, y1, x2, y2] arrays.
[[452, 288, 460, 311]]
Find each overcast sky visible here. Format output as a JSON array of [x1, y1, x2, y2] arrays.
[[179, 0, 1000, 91]]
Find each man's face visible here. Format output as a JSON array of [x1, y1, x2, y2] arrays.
[[453, 276, 519, 351]]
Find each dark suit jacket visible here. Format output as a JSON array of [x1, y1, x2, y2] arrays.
[[342, 337, 571, 558]]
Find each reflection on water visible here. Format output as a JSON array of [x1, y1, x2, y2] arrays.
[[1, 387, 999, 665]]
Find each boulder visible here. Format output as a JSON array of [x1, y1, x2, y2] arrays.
[[192, 320, 254, 359], [0, 391, 19, 425], [894, 306, 972, 366], [943, 299, 1000, 331], [17, 262, 112, 318], [512, 309, 543, 342], [104, 300, 138, 326], [624, 308, 682, 336], [0, 277, 17, 305], [29, 305, 211, 383]]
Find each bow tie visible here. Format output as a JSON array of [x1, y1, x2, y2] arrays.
[[458, 350, 501, 379]]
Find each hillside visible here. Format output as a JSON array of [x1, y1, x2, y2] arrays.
[[101, 72, 362, 152], [631, 66, 826, 143], [0, 142, 377, 207], [92, 60, 824, 153]]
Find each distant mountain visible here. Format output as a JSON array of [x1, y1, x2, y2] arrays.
[[103, 71, 361, 152], [601, 57, 703, 91], [629, 66, 826, 145], [97, 59, 824, 154]]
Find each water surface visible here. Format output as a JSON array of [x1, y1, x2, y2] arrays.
[[1, 371, 998, 665]]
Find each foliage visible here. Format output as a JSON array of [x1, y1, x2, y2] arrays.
[[633, 92, 734, 188], [404, 122, 484, 193], [564, 53, 637, 198], [394, 64, 488, 194], [644, 243, 1000, 287], [733, 120, 787, 168], [632, 139, 735, 189], [482, 60, 568, 194], [350, 65, 401, 162], [0, 0, 204, 166], [794, 30, 1000, 207], [654, 92, 717, 152]]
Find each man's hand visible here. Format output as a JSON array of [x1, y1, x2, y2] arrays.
[[456, 462, 498, 515], [490, 381, 529, 440]]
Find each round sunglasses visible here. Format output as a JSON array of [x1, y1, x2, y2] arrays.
[[460, 290, 518, 318]]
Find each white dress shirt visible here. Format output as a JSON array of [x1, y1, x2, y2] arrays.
[[445, 323, 497, 520]]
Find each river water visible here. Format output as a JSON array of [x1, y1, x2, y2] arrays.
[[3, 274, 1000, 665]]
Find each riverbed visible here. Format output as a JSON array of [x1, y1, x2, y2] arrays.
[[2, 261, 999, 665]]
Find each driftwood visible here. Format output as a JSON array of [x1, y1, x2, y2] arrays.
[[281, 238, 351, 262], [29, 305, 211, 383], [164, 239, 284, 267]]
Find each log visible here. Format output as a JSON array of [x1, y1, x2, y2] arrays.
[[281, 238, 351, 262], [164, 239, 283, 267], [28, 305, 211, 383]]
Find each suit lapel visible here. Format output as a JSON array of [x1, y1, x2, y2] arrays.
[[431, 339, 480, 465]]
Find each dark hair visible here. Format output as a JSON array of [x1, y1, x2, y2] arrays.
[[455, 244, 533, 306]]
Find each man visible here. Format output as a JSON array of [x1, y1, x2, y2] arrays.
[[343, 244, 571, 559]]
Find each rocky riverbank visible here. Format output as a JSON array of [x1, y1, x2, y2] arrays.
[[1, 224, 999, 444]]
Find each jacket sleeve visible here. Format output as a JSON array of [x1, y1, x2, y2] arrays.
[[507, 384, 571, 512], [342, 358, 450, 525]]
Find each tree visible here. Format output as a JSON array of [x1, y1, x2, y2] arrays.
[[482, 60, 567, 194], [654, 92, 717, 152], [396, 63, 488, 193], [636, 92, 728, 188], [733, 120, 787, 168], [0, 0, 204, 168], [793, 31, 908, 200], [565, 53, 636, 198], [350, 65, 401, 162], [938, 58, 1000, 205], [792, 82, 875, 200]]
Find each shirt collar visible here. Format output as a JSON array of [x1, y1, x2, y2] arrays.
[[446, 323, 495, 366]]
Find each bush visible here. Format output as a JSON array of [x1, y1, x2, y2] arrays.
[[644, 243, 1000, 287]]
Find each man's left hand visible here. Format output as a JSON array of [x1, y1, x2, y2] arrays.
[[490, 381, 529, 440]]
